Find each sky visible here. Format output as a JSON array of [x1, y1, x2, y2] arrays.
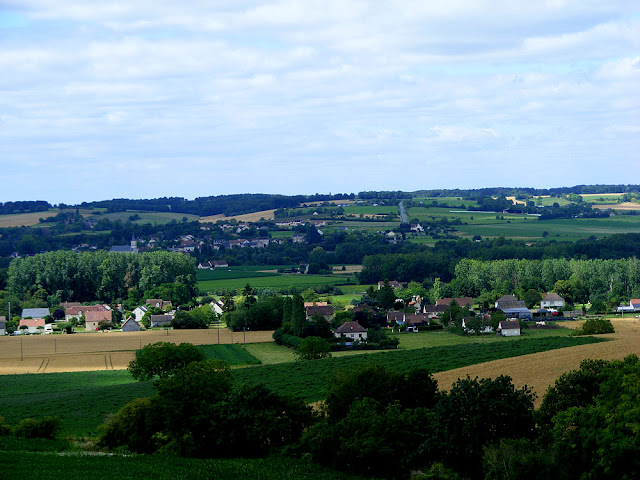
[[0, 1, 638, 205]]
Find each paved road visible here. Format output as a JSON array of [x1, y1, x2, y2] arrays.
[[398, 201, 408, 223]]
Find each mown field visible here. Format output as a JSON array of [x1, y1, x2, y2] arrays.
[[198, 272, 356, 293]]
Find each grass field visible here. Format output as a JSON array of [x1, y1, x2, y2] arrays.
[[199, 344, 262, 365], [97, 211, 200, 224], [0, 440, 364, 480], [198, 273, 355, 293], [413, 197, 479, 207]]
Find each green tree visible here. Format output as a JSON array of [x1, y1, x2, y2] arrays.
[[291, 292, 306, 337], [127, 342, 205, 381], [294, 336, 332, 361], [376, 280, 396, 310]]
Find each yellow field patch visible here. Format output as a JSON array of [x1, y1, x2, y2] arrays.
[[593, 201, 640, 211], [433, 318, 640, 406], [0, 329, 275, 374], [200, 209, 277, 223]]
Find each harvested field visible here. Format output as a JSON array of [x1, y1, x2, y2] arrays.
[[199, 209, 277, 223], [0, 211, 58, 227], [332, 265, 363, 274], [433, 318, 640, 406], [0, 329, 274, 375], [593, 201, 640, 211]]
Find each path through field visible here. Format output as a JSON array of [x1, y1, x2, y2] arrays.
[[433, 318, 640, 406], [0, 329, 274, 374]]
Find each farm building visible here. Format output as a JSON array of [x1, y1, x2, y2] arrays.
[[498, 320, 521, 337], [495, 295, 532, 320], [18, 318, 45, 334], [85, 310, 112, 331], [65, 304, 108, 322], [540, 293, 565, 309], [21, 308, 50, 319], [305, 305, 334, 322], [121, 318, 141, 332], [150, 315, 173, 328], [335, 321, 368, 341]]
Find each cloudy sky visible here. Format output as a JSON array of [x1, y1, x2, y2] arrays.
[[0, 1, 638, 204]]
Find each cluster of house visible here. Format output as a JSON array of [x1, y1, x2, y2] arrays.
[[1, 298, 178, 335]]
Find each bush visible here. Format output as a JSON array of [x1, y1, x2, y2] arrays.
[[574, 318, 615, 335], [12, 417, 62, 440], [128, 342, 206, 381], [294, 337, 332, 361]]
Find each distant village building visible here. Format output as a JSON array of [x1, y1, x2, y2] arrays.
[[110, 235, 139, 254], [498, 320, 521, 337], [335, 321, 368, 341], [540, 293, 565, 310], [121, 318, 141, 332]]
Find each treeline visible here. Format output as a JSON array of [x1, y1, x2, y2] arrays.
[[413, 184, 640, 200], [358, 233, 640, 284], [452, 257, 640, 303], [75, 193, 355, 217], [0, 201, 51, 215], [7, 250, 196, 303]]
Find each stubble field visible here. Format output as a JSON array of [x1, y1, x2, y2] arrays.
[[0, 329, 274, 374]]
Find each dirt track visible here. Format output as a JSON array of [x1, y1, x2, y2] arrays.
[[0, 329, 274, 374]]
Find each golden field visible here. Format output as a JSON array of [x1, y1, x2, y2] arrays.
[[433, 318, 640, 406], [0, 329, 274, 375]]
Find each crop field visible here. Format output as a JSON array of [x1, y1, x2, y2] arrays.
[[0, 209, 61, 227], [532, 196, 573, 206], [0, 441, 365, 480], [198, 273, 354, 293], [199, 344, 262, 365], [97, 211, 200, 224], [413, 196, 479, 207], [199, 209, 277, 223], [593, 201, 640, 211], [0, 329, 275, 375], [341, 205, 398, 217], [433, 318, 640, 406], [197, 268, 279, 282], [0, 334, 602, 436]]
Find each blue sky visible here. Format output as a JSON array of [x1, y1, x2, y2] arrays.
[[0, 1, 638, 204]]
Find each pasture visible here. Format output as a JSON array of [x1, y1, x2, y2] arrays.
[[198, 271, 355, 293]]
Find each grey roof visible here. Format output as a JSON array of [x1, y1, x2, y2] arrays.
[[498, 300, 527, 310], [110, 245, 136, 253], [335, 321, 367, 333], [150, 315, 173, 326], [542, 293, 565, 302], [21, 308, 50, 319], [499, 320, 520, 330]]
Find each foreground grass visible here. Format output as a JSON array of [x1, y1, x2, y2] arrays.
[[0, 335, 603, 437], [0, 439, 364, 480]]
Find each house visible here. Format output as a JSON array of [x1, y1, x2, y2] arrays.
[[386, 311, 405, 324], [133, 305, 149, 323], [150, 315, 173, 328], [498, 320, 521, 337], [377, 281, 405, 290], [423, 304, 449, 319], [292, 234, 306, 243], [0, 316, 6, 336], [19, 318, 45, 334], [436, 297, 474, 308], [85, 310, 112, 331], [65, 304, 107, 322], [210, 301, 223, 316], [21, 308, 50, 319], [121, 317, 141, 332], [304, 302, 328, 307], [335, 321, 368, 341], [146, 299, 172, 311], [410, 223, 424, 233], [198, 261, 215, 269], [495, 295, 532, 320], [386, 311, 430, 327], [110, 235, 139, 254], [540, 293, 565, 309], [213, 260, 229, 268], [305, 305, 334, 322], [631, 299, 640, 311]]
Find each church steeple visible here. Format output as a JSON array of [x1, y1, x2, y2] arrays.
[[131, 234, 137, 248]]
